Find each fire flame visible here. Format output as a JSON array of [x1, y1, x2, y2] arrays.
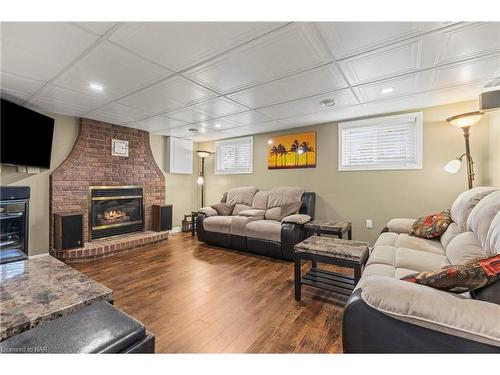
[[104, 209, 126, 221]]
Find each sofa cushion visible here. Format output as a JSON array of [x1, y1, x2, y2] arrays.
[[279, 201, 302, 220], [409, 210, 451, 239], [226, 186, 258, 206], [440, 222, 462, 249], [252, 190, 270, 210], [486, 212, 500, 255], [203, 216, 232, 234], [446, 231, 487, 264], [394, 248, 450, 272], [366, 246, 396, 267], [230, 216, 261, 237], [394, 234, 445, 255], [237, 209, 265, 218], [264, 207, 281, 221], [374, 232, 398, 247], [466, 190, 500, 254], [233, 204, 252, 216], [267, 186, 304, 208], [450, 187, 498, 231], [245, 220, 282, 242]]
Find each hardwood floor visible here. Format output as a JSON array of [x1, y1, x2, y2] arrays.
[[73, 232, 348, 353]]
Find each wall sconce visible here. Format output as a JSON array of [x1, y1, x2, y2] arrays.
[[444, 111, 483, 189]]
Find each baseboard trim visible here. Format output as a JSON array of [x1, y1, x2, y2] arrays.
[[170, 226, 181, 234]]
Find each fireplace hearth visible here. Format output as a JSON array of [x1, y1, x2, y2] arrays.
[[90, 186, 144, 240]]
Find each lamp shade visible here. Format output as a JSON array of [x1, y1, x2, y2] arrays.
[[444, 159, 462, 174], [446, 111, 483, 128], [196, 150, 211, 158]]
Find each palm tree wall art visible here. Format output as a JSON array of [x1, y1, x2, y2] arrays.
[[267, 131, 316, 169]]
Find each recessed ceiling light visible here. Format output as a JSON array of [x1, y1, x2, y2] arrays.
[[381, 87, 394, 94], [320, 98, 336, 107], [214, 123, 222, 128], [199, 128, 207, 133], [89, 82, 104, 91], [267, 139, 273, 145]]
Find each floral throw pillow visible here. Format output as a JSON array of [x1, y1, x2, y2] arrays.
[[401, 255, 500, 293], [409, 209, 451, 239]]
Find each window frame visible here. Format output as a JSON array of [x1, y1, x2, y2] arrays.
[[338, 112, 423, 172], [214, 136, 254, 175]]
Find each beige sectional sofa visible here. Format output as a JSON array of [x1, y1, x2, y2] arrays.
[[343, 187, 500, 353], [196, 186, 316, 260]]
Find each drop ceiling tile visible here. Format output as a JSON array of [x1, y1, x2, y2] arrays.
[[27, 85, 107, 116], [219, 110, 271, 126], [257, 89, 358, 120], [195, 118, 243, 131], [0, 71, 45, 101], [338, 34, 441, 85], [109, 22, 286, 71], [227, 63, 347, 108], [185, 23, 332, 93], [277, 105, 365, 128], [1, 22, 99, 82], [85, 102, 155, 125], [127, 115, 187, 132], [353, 71, 434, 103], [153, 124, 213, 138], [75, 22, 117, 36], [431, 54, 500, 90], [317, 22, 446, 59], [166, 97, 247, 122], [54, 41, 172, 100], [436, 22, 500, 64], [118, 75, 216, 114]]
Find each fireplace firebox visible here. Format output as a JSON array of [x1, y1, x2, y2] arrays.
[[89, 186, 144, 240]]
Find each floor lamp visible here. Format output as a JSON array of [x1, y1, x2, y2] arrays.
[[444, 111, 483, 190], [196, 151, 211, 207]]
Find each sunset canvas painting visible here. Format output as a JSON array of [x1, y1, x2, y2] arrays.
[[267, 132, 316, 169]]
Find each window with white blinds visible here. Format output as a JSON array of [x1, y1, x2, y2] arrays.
[[215, 136, 253, 174], [338, 112, 423, 171]]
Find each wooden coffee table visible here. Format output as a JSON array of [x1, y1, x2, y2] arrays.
[[304, 220, 352, 239], [294, 235, 369, 302]]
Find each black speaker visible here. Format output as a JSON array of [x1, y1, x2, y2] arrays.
[[54, 213, 83, 250], [152, 204, 172, 232]]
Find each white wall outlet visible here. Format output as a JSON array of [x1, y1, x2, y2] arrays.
[[366, 219, 373, 229]]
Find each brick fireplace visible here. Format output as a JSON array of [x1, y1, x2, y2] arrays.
[[50, 118, 167, 262]]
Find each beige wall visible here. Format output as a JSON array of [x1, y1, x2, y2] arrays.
[[198, 100, 495, 245], [488, 109, 500, 186], [149, 134, 197, 229], [0, 114, 80, 255]]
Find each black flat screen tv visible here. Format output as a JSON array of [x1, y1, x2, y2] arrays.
[[1, 99, 55, 169]]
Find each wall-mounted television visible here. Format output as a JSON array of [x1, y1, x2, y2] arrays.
[[1, 99, 55, 169]]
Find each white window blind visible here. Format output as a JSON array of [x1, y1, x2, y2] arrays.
[[338, 112, 423, 171], [215, 136, 253, 174]]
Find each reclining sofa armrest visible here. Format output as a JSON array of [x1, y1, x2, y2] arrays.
[[343, 275, 500, 353], [386, 218, 416, 234], [281, 214, 311, 224], [198, 207, 218, 217], [281, 222, 306, 261]]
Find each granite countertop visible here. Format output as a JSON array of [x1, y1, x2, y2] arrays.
[[304, 219, 352, 231], [0, 254, 112, 341], [295, 235, 369, 263]]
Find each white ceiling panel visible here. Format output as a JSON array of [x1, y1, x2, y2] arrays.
[[54, 41, 172, 100], [436, 22, 500, 64], [109, 22, 286, 71], [118, 75, 216, 114], [185, 23, 332, 93], [75, 22, 117, 36], [257, 89, 358, 120], [219, 110, 271, 126], [153, 124, 213, 138], [85, 102, 155, 125], [227, 63, 347, 108], [195, 118, 244, 132], [0, 71, 44, 102], [431, 54, 500, 89], [317, 22, 445, 59], [27, 85, 107, 116], [129, 115, 187, 132], [1, 22, 99, 82], [339, 34, 441, 85], [353, 71, 434, 103], [166, 97, 247, 123]]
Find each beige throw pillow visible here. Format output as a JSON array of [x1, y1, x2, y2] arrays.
[[279, 201, 302, 221], [211, 202, 235, 216]]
